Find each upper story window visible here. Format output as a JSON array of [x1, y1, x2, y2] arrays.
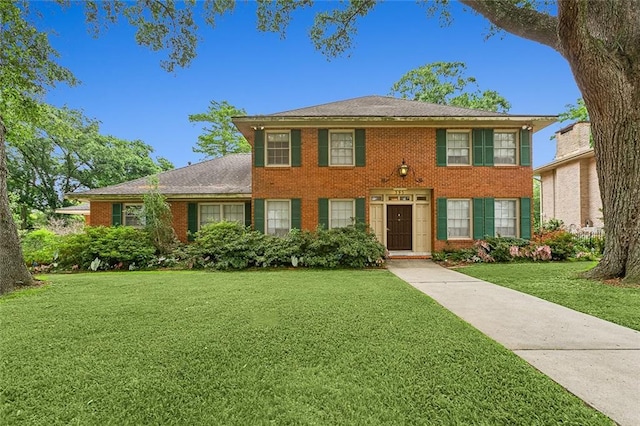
[[494, 132, 517, 165], [123, 204, 144, 228], [266, 200, 290, 236], [329, 131, 354, 166], [266, 131, 290, 166], [199, 203, 245, 229], [447, 131, 471, 165], [495, 199, 517, 237], [330, 200, 355, 228], [447, 199, 471, 239]]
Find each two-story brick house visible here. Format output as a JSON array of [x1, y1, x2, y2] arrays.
[[73, 96, 555, 255], [233, 96, 556, 255]]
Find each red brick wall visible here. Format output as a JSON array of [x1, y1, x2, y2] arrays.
[[90, 200, 199, 243], [251, 127, 533, 251]]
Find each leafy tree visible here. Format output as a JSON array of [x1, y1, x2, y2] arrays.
[[390, 62, 511, 112], [7, 105, 173, 229], [189, 100, 250, 159], [142, 176, 177, 255], [559, 98, 589, 123], [1, 0, 76, 293]]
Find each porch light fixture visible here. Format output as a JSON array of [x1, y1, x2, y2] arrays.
[[399, 159, 409, 178]]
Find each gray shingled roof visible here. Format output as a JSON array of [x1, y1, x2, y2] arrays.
[[72, 153, 251, 198], [266, 95, 510, 117]]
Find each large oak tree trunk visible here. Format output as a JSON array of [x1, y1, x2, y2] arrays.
[[558, 1, 640, 283], [0, 118, 33, 294]]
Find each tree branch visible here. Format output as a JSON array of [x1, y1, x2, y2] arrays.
[[460, 0, 560, 52]]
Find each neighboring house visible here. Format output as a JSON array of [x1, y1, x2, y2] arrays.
[[533, 121, 602, 229], [232, 95, 556, 256], [71, 153, 251, 242]]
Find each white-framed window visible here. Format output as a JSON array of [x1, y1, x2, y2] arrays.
[[495, 199, 518, 237], [447, 131, 471, 165], [199, 203, 245, 229], [266, 131, 290, 166], [494, 131, 517, 165], [123, 204, 144, 228], [447, 199, 471, 239], [329, 130, 354, 166], [266, 200, 290, 236], [329, 200, 355, 228]]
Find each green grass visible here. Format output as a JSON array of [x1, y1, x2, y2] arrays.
[[1, 270, 612, 425], [457, 261, 640, 331]]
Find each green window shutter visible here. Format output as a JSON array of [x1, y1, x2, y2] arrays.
[[291, 129, 301, 167], [473, 198, 485, 239], [253, 199, 265, 233], [244, 202, 251, 227], [520, 129, 531, 166], [483, 129, 494, 166], [318, 198, 329, 229], [254, 129, 265, 167], [355, 129, 366, 167], [111, 203, 122, 226], [484, 198, 495, 237], [290, 199, 301, 230], [472, 129, 485, 166], [520, 197, 532, 239], [355, 198, 365, 224], [436, 198, 448, 240], [318, 129, 328, 167], [187, 203, 198, 241], [436, 129, 447, 166]]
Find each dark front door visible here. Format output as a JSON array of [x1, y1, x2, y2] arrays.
[[387, 205, 412, 250]]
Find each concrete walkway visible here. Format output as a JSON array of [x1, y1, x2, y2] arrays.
[[387, 260, 640, 426]]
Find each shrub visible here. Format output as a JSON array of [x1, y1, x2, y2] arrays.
[[480, 237, 531, 262], [187, 222, 385, 270], [57, 226, 156, 270], [534, 229, 577, 260], [21, 229, 61, 265], [187, 222, 264, 270], [303, 225, 386, 268]]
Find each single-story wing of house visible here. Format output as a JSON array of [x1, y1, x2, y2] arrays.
[[70, 153, 251, 242]]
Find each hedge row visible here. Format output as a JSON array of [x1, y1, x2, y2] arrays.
[[21, 222, 386, 271]]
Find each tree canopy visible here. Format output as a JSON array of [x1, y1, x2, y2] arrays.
[[189, 100, 250, 159], [7, 105, 173, 228], [389, 62, 511, 112]]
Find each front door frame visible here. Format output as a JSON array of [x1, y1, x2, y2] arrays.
[[369, 188, 432, 253]]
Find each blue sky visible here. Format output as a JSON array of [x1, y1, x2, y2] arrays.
[[36, 2, 580, 168]]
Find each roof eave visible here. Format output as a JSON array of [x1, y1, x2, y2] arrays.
[[233, 115, 558, 138], [69, 193, 251, 202], [533, 149, 595, 174]]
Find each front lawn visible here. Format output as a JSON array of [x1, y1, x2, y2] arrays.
[[1, 270, 611, 425], [457, 262, 640, 331]]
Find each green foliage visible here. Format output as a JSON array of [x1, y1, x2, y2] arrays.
[[389, 62, 511, 112], [142, 176, 177, 254], [6, 105, 174, 224], [57, 226, 155, 270], [186, 222, 385, 270], [189, 100, 250, 158], [20, 229, 60, 265], [559, 98, 589, 123], [481, 237, 532, 262], [533, 230, 576, 261], [187, 221, 265, 270]]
